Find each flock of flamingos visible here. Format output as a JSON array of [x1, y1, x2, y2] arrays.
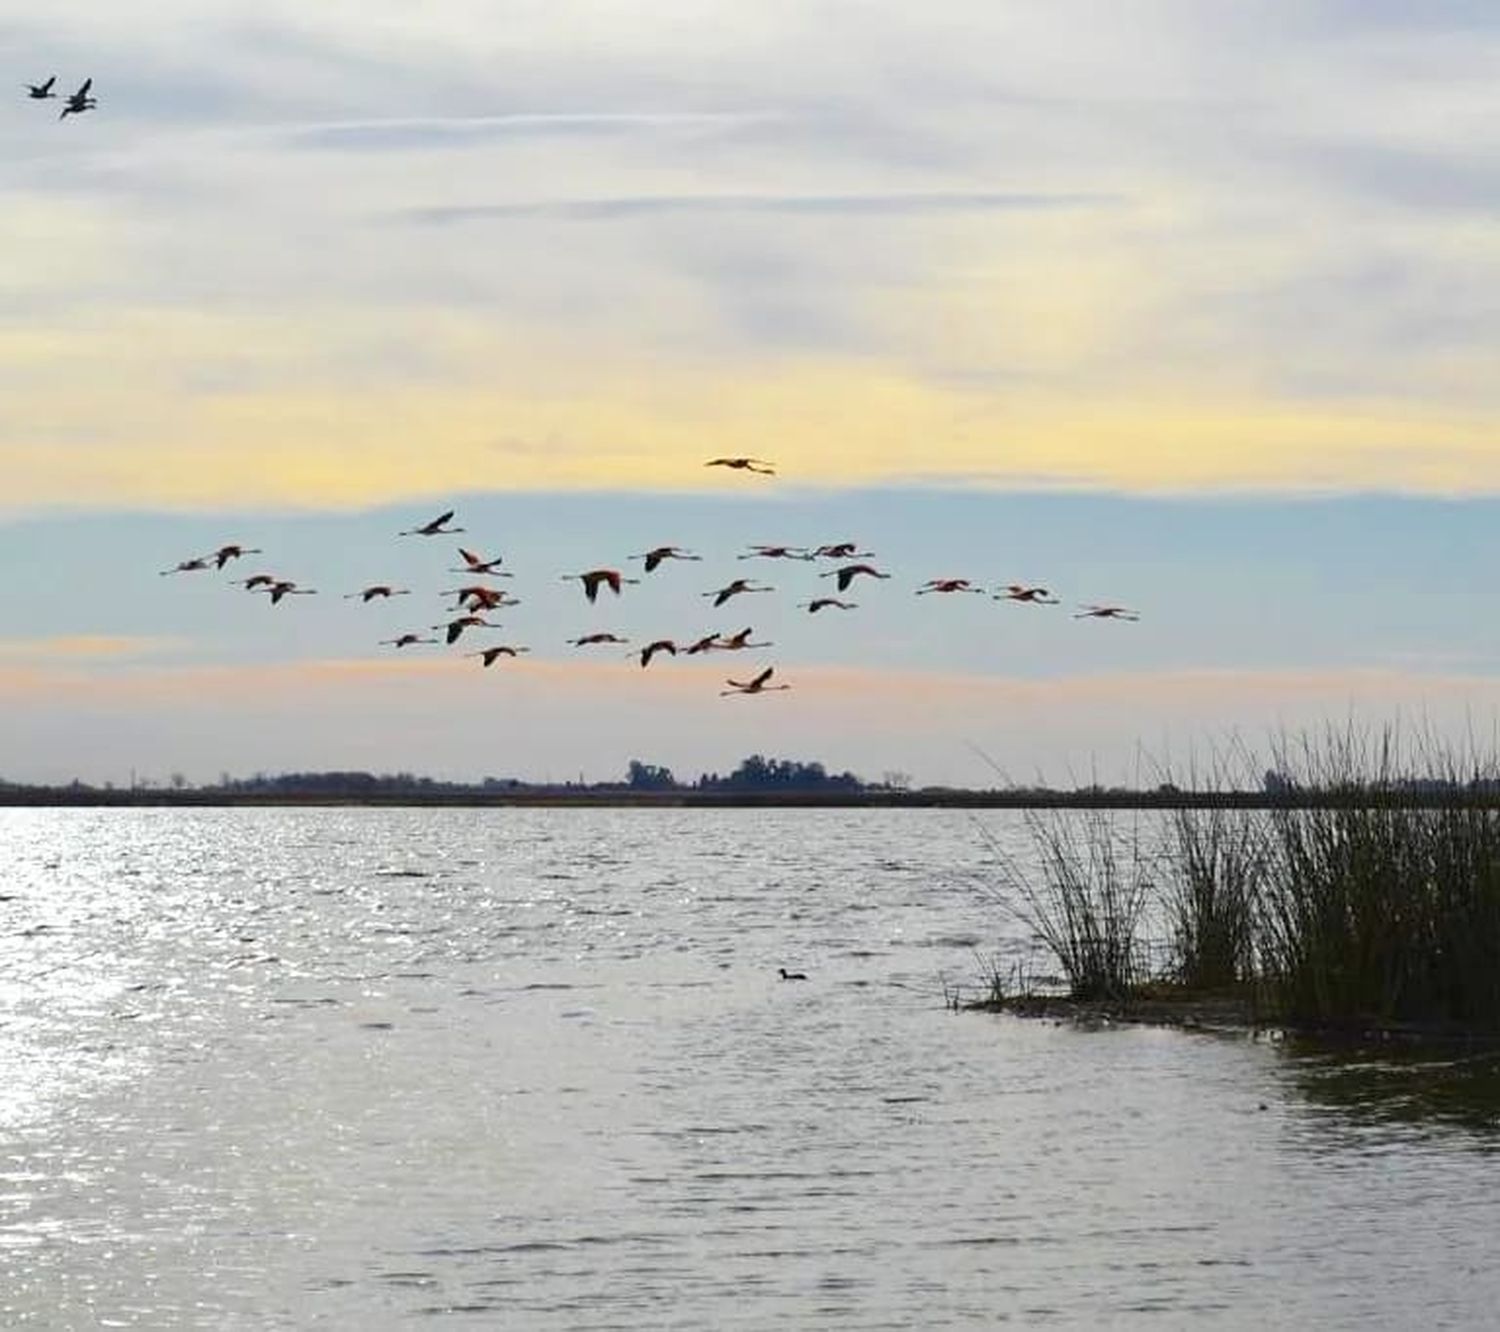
[[158, 457, 1140, 699]]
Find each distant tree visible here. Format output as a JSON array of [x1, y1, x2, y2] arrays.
[[627, 760, 676, 790]]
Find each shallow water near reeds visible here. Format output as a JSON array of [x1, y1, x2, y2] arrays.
[[2, 808, 1498, 1328]]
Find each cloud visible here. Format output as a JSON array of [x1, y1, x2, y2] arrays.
[[404, 189, 1119, 225], [0, 635, 183, 661]]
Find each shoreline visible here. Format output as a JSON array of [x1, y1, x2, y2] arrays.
[[969, 992, 1500, 1048]]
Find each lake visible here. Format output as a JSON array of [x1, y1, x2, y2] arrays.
[[2, 808, 1496, 1328]]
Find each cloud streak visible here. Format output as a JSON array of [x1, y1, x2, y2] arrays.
[[404, 190, 1121, 225]]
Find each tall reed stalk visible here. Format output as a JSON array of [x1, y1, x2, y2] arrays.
[[995, 809, 1152, 1002]]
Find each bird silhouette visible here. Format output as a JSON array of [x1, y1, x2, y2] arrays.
[[631, 546, 701, 573], [209, 544, 262, 569], [258, 580, 316, 605], [717, 627, 771, 651], [704, 578, 773, 608], [561, 569, 638, 603], [451, 547, 510, 576], [740, 545, 810, 561], [799, 598, 857, 613], [433, 615, 496, 644], [58, 78, 94, 119], [705, 457, 775, 475], [470, 646, 530, 666], [996, 585, 1059, 604], [399, 509, 464, 537], [721, 666, 790, 697], [821, 563, 889, 593], [159, 557, 210, 576], [381, 633, 438, 648], [569, 632, 628, 647], [346, 585, 410, 602], [25, 76, 56, 99], [917, 578, 983, 595], [634, 639, 677, 668], [1075, 605, 1140, 621]]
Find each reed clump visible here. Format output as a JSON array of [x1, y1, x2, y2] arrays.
[[990, 726, 1500, 1036]]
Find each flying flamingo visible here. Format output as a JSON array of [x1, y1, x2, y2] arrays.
[[381, 633, 438, 648], [799, 598, 856, 613], [705, 457, 775, 475], [451, 548, 511, 576], [740, 545, 810, 561], [821, 563, 890, 593], [399, 509, 464, 537], [996, 585, 1059, 604], [811, 543, 872, 559], [433, 615, 496, 644], [1075, 605, 1140, 621], [346, 585, 410, 602], [159, 557, 211, 576], [443, 585, 519, 612], [721, 666, 791, 697], [208, 544, 262, 569], [683, 633, 722, 655], [25, 77, 56, 100], [569, 632, 629, 647], [560, 568, 639, 603], [704, 578, 773, 608], [717, 627, 772, 650], [470, 646, 530, 666], [631, 546, 701, 573], [236, 573, 279, 591], [634, 640, 677, 668], [916, 578, 983, 595], [258, 580, 316, 604]]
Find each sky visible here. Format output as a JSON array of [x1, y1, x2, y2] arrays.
[[3, 2, 1500, 786]]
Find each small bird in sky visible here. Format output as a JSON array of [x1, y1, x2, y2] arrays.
[[561, 568, 638, 603], [444, 585, 519, 612], [811, 543, 872, 560], [683, 633, 722, 655], [721, 665, 790, 697], [207, 544, 262, 569], [399, 509, 464, 537], [822, 563, 889, 593], [997, 585, 1059, 604], [740, 545, 811, 561], [159, 557, 211, 576], [634, 639, 677, 668], [569, 632, 629, 647], [258, 580, 316, 605], [236, 573, 279, 591], [25, 76, 56, 100], [1075, 604, 1140, 621], [345, 585, 410, 602], [631, 546, 701, 573], [381, 633, 438, 648], [470, 645, 530, 666], [704, 578, 773, 608], [451, 547, 510, 576], [917, 578, 983, 595], [717, 627, 772, 651], [799, 598, 857, 613], [433, 615, 495, 644], [705, 457, 775, 475], [58, 78, 95, 119]]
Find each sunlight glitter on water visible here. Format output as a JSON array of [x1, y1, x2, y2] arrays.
[[1, 808, 1497, 1328]]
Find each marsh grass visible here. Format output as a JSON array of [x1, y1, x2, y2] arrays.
[[992, 809, 1152, 1002], [987, 725, 1500, 1035], [1255, 727, 1500, 1031]]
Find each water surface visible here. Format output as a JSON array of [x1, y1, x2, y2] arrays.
[[2, 809, 1496, 1327]]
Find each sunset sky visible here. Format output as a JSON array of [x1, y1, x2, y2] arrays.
[[4, 2, 1500, 786]]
